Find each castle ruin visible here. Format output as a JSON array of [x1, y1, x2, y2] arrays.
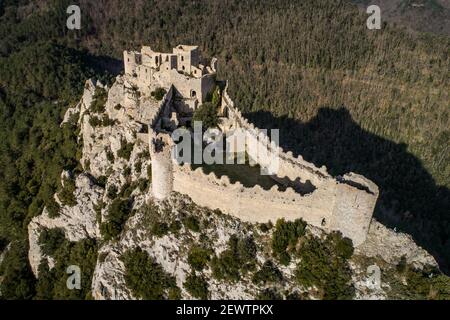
[[123, 45, 379, 247], [124, 45, 217, 111]]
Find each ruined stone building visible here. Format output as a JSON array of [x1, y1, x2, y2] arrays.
[[124, 45, 217, 110], [123, 45, 379, 247]]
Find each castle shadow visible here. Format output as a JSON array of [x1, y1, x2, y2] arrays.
[[86, 53, 123, 80], [245, 108, 450, 274]]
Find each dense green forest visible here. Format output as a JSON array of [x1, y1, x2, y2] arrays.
[[0, 0, 448, 298], [0, 41, 110, 298], [352, 0, 450, 36]]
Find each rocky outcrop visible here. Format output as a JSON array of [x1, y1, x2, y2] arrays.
[[91, 195, 260, 300], [28, 77, 151, 277], [28, 173, 103, 276], [27, 77, 441, 300], [355, 220, 437, 269]]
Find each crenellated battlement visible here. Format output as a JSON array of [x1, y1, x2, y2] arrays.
[[222, 87, 330, 181], [172, 162, 337, 231], [127, 44, 379, 246], [176, 163, 312, 200]]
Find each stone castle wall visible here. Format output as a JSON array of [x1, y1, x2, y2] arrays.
[[222, 88, 330, 186], [330, 173, 378, 247], [148, 87, 176, 201], [155, 69, 215, 104], [140, 50, 379, 246], [172, 164, 337, 230], [146, 85, 379, 246], [218, 87, 379, 245], [170, 163, 378, 246]]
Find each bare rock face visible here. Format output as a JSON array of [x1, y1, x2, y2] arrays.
[[62, 79, 97, 126], [28, 77, 149, 278], [355, 220, 437, 269], [78, 77, 150, 180], [29, 77, 153, 283], [91, 195, 258, 300], [28, 173, 103, 276], [351, 260, 388, 300], [350, 219, 438, 300]]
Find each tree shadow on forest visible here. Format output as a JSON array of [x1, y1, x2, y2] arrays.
[[245, 107, 450, 274], [86, 53, 123, 79]]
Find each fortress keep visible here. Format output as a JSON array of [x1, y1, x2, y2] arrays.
[[124, 45, 379, 247], [124, 45, 217, 110]]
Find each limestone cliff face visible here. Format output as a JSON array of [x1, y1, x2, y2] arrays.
[[28, 173, 102, 276], [91, 195, 262, 300], [27, 78, 438, 300], [28, 77, 152, 278], [356, 220, 437, 269]]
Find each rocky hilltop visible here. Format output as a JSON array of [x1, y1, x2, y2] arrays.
[[27, 78, 443, 300]]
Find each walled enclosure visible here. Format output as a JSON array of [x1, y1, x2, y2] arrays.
[[124, 45, 379, 247]]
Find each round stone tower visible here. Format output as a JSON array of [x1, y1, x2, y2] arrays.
[[150, 134, 173, 200]]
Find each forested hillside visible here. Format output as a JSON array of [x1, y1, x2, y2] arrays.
[[352, 0, 450, 36], [0, 0, 448, 298]]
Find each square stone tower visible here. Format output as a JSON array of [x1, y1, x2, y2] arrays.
[[173, 45, 200, 74]]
